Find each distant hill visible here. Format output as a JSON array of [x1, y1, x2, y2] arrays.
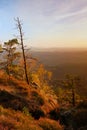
[[30, 48, 87, 78]]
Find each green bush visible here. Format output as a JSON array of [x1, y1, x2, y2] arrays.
[[22, 107, 32, 118]]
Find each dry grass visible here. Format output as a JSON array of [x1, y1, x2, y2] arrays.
[[0, 105, 42, 130], [0, 105, 63, 130], [0, 70, 61, 129], [0, 72, 30, 97], [38, 118, 63, 130]]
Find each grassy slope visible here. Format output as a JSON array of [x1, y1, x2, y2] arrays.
[[0, 72, 62, 130], [0, 71, 87, 130]]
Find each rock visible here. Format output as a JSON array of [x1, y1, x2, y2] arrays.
[[59, 109, 77, 130]]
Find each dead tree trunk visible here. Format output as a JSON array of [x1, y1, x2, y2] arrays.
[[15, 17, 29, 85]]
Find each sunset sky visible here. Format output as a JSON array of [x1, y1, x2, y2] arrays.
[[0, 0, 87, 48]]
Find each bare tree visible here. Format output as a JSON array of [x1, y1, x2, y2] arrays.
[[15, 17, 29, 85]]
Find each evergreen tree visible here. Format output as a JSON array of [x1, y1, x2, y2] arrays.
[[63, 74, 80, 107], [0, 39, 20, 79]]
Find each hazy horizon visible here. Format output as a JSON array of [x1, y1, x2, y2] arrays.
[[30, 46, 87, 51]]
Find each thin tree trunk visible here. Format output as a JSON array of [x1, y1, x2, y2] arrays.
[[16, 18, 29, 85], [72, 88, 75, 107]]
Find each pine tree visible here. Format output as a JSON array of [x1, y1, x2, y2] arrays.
[[0, 39, 20, 79], [63, 74, 80, 107]]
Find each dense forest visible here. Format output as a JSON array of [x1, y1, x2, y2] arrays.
[[0, 19, 87, 130]]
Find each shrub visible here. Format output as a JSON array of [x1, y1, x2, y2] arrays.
[[28, 101, 45, 119], [22, 107, 30, 116], [30, 91, 44, 106], [49, 108, 60, 120]]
